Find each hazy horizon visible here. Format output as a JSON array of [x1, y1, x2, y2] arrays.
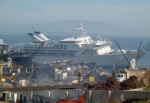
[[0, 0, 150, 30]]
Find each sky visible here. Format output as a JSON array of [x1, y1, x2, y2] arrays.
[[0, 0, 150, 29]]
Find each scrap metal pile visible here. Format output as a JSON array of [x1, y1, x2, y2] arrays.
[[120, 76, 138, 90], [89, 76, 138, 90]]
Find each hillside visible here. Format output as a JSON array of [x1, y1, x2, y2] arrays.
[[0, 20, 149, 36]]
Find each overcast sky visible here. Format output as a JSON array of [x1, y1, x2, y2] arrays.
[[0, 0, 150, 29]]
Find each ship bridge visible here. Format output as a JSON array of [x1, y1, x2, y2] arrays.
[[60, 36, 92, 44]]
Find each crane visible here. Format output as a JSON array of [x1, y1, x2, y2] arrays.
[[114, 39, 133, 69]]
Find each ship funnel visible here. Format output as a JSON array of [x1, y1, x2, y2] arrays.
[[31, 25, 50, 42], [28, 33, 43, 42], [34, 32, 50, 42]]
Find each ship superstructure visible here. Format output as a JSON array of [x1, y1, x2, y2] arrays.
[[9, 23, 146, 68]]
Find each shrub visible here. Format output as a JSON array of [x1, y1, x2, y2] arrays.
[[143, 84, 150, 90]]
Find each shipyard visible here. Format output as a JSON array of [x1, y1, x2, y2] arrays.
[[1, 1, 150, 103], [0, 22, 150, 103]]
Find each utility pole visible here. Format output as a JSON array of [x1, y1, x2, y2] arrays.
[[0, 63, 2, 83], [77, 72, 81, 83]]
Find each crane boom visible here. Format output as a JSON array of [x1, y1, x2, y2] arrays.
[[114, 39, 133, 69]]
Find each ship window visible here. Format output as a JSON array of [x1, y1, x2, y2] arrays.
[[33, 45, 37, 49], [41, 46, 44, 49], [95, 44, 108, 47], [64, 45, 67, 50], [53, 45, 56, 49], [55, 45, 59, 49], [60, 45, 63, 49], [30, 45, 33, 49], [36, 44, 38, 47], [37, 44, 41, 47], [49, 45, 53, 49], [60, 41, 81, 43], [45, 45, 49, 49], [95, 45, 99, 47], [53, 45, 59, 49], [88, 38, 92, 42]]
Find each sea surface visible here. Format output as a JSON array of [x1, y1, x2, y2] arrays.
[[1, 33, 150, 70]]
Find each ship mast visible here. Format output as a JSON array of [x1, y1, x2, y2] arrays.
[[76, 22, 87, 37]]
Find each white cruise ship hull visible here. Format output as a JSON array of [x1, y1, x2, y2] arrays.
[[33, 52, 145, 68]]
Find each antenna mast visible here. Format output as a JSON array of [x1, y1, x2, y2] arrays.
[[31, 25, 36, 33], [78, 22, 87, 37]]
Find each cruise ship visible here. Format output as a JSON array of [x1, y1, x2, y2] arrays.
[[9, 23, 146, 68]]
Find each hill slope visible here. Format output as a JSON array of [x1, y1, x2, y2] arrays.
[[0, 20, 149, 36]]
